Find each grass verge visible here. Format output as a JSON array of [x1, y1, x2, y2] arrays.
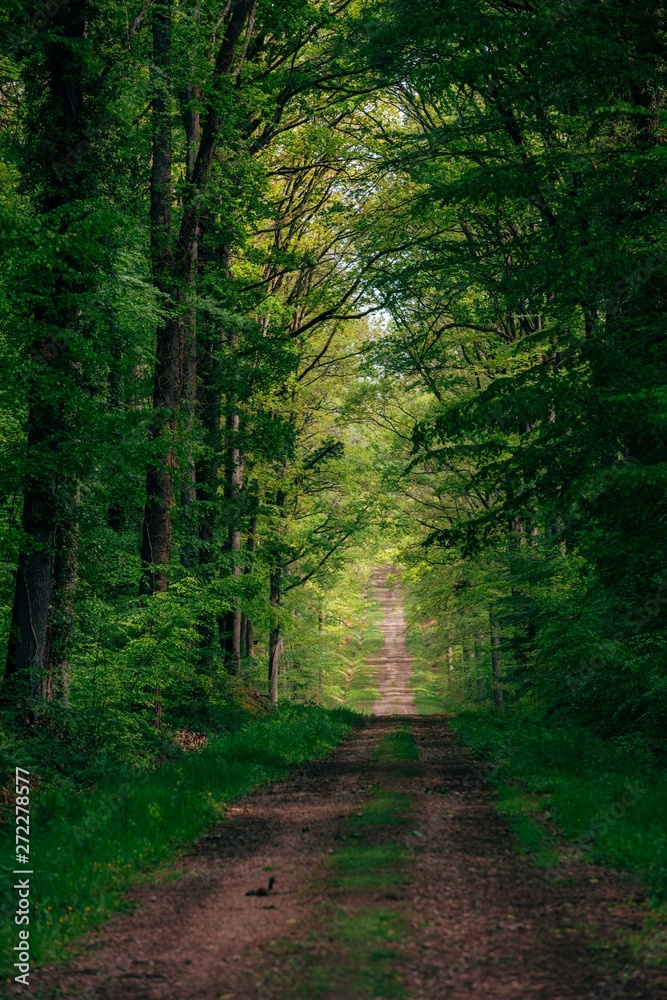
[[404, 625, 452, 715], [0, 704, 355, 977], [344, 597, 384, 713], [451, 710, 667, 898]]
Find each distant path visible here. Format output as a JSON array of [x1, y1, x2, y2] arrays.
[[369, 569, 416, 716]]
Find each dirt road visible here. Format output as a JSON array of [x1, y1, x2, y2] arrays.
[[370, 575, 416, 716], [36, 592, 667, 999]]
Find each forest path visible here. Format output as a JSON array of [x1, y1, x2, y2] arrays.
[[369, 569, 416, 716], [37, 718, 666, 999]]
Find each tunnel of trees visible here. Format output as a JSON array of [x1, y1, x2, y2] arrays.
[[0, 0, 665, 758]]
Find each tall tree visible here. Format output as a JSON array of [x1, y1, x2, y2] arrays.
[[140, 0, 257, 594], [2, 0, 107, 710]]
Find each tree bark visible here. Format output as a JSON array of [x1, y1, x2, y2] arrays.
[[177, 0, 257, 278], [42, 490, 79, 704], [2, 0, 89, 708], [140, 0, 175, 596], [490, 606, 504, 709], [179, 1, 256, 575], [268, 565, 282, 705], [196, 323, 222, 564], [242, 516, 256, 658], [5, 475, 57, 705], [222, 410, 244, 672], [267, 483, 285, 704], [142, 0, 255, 588], [180, 309, 197, 569], [178, 62, 202, 568]]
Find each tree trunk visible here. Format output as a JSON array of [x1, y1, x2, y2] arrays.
[[139, 1, 175, 733], [194, 319, 224, 679], [4, 476, 57, 706], [153, 686, 163, 730], [229, 411, 244, 670], [196, 325, 223, 565], [177, 0, 257, 276], [146, 0, 255, 583], [141, 0, 175, 596], [462, 640, 474, 680], [268, 565, 282, 704], [42, 490, 79, 704], [462, 639, 473, 698], [240, 613, 248, 657], [179, 355, 198, 623], [490, 606, 504, 710], [222, 410, 244, 672], [180, 310, 197, 569], [2, 0, 90, 709], [243, 516, 256, 658], [178, 72, 201, 568]]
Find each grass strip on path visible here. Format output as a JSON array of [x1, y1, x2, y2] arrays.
[[269, 722, 419, 999]]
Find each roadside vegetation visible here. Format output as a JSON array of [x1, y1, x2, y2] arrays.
[[0, 704, 354, 976], [452, 712, 667, 900], [407, 620, 667, 912]]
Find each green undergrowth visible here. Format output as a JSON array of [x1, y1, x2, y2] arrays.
[[451, 710, 667, 899], [0, 704, 355, 976], [344, 656, 380, 713], [404, 625, 453, 715], [495, 785, 560, 867], [344, 598, 384, 713], [408, 672, 450, 716]]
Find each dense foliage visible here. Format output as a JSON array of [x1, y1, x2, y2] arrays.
[[357, 1, 667, 747], [0, 0, 666, 788], [0, 0, 393, 764]]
